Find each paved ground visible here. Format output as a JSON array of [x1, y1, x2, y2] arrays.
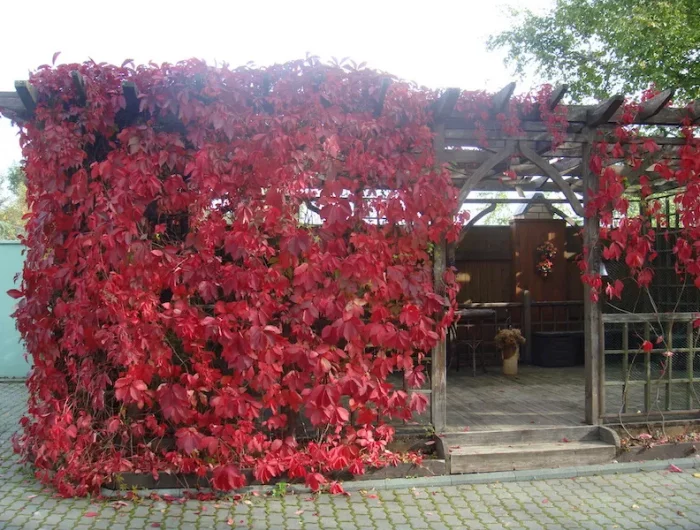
[[2, 383, 700, 529]]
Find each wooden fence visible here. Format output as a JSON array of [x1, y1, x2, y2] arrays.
[[601, 312, 700, 422]]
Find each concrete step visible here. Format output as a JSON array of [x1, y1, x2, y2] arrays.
[[440, 425, 618, 446], [437, 426, 620, 474], [448, 440, 617, 474]]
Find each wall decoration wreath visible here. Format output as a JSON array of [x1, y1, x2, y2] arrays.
[[535, 241, 557, 278]]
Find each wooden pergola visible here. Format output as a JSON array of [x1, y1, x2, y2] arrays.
[[428, 84, 700, 432], [2, 77, 698, 431]]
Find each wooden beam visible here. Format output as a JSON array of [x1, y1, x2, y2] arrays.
[[71, 71, 86, 105], [430, 240, 447, 433], [548, 205, 580, 226], [491, 82, 516, 113], [14, 80, 37, 114], [548, 84, 568, 110], [457, 141, 516, 206], [566, 102, 695, 126], [0, 91, 26, 116], [586, 95, 625, 127], [373, 78, 391, 118], [434, 88, 460, 123], [460, 198, 574, 204], [636, 88, 674, 121], [458, 203, 497, 243], [518, 140, 586, 216]]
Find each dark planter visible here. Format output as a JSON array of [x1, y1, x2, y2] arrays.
[[532, 331, 583, 367]]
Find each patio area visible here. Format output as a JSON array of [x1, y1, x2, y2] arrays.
[[444, 365, 586, 431]]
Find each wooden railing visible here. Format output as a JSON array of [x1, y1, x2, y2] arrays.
[[601, 312, 700, 421], [455, 293, 584, 365]]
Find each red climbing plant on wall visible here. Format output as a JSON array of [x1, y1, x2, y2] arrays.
[[3, 57, 467, 496]]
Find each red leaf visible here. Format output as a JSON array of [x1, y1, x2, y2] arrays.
[[212, 465, 246, 490], [6, 289, 22, 299], [158, 383, 192, 423], [84, 512, 99, 518]]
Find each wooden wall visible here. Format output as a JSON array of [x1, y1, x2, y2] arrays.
[[455, 227, 512, 303], [455, 224, 582, 304]]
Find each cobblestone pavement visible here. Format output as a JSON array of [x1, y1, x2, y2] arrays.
[[2, 382, 700, 530]]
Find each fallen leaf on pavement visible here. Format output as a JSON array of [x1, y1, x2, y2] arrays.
[[84, 512, 99, 518], [693, 473, 700, 479], [295, 510, 304, 515], [668, 464, 683, 473]]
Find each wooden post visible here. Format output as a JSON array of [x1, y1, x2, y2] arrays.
[[582, 136, 605, 425], [431, 239, 448, 433], [522, 290, 532, 364]]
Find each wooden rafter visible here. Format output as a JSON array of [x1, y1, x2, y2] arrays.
[[71, 71, 86, 105], [373, 78, 392, 118], [636, 89, 674, 121], [433, 88, 460, 123], [586, 95, 625, 127], [491, 82, 516, 113], [14, 81, 37, 114], [547, 84, 568, 109]]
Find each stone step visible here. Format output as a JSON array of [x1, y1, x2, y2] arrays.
[[440, 425, 617, 447], [448, 440, 617, 474]]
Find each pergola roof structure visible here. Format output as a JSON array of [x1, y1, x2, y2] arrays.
[[430, 85, 699, 218]]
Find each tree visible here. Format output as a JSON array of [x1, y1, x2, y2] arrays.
[[0, 164, 27, 240], [488, 0, 700, 102]]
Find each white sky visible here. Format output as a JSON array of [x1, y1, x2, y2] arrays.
[[0, 0, 554, 175]]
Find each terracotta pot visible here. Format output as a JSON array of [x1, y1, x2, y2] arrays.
[[502, 345, 519, 375]]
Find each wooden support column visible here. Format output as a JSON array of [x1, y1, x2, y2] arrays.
[[522, 290, 532, 364], [582, 135, 604, 424], [431, 239, 447, 433], [429, 94, 457, 433]]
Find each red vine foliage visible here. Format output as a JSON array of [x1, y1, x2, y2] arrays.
[[581, 91, 700, 306], [5, 58, 464, 496]]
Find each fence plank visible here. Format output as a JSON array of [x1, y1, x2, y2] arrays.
[[688, 321, 695, 410], [666, 321, 673, 411], [622, 323, 629, 414], [644, 322, 651, 412], [602, 313, 696, 323]]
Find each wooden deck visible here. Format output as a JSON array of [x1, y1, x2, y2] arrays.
[[444, 365, 586, 431]]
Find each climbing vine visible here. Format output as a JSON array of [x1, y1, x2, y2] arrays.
[[6, 58, 465, 496]]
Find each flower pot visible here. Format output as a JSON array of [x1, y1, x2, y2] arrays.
[[502, 345, 519, 375]]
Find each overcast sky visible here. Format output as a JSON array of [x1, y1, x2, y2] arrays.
[[0, 0, 554, 175]]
